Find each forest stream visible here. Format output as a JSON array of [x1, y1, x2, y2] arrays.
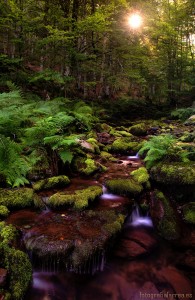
[[5, 155, 194, 300]]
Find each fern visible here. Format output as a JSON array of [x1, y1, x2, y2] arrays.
[[171, 107, 195, 121], [0, 135, 30, 187], [139, 134, 188, 169]]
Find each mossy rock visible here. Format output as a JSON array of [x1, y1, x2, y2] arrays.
[[110, 129, 132, 138], [111, 137, 142, 154], [48, 185, 103, 210], [33, 175, 70, 191], [72, 211, 125, 268], [74, 157, 106, 176], [150, 163, 195, 185], [86, 138, 100, 154], [182, 203, 195, 224], [0, 222, 32, 300], [0, 188, 39, 209], [131, 167, 150, 187], [0, 205, 10, 218], [179, 131, 195, 143], [129, 123, 148, 136], [152, 190, 180, 240], [105, 179, 143, 196]]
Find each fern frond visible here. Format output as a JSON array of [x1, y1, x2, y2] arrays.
[[59, 150, 73, 163]]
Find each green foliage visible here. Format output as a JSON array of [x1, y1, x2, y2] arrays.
[[139, 134, 189, 169], [0, 135, 30, 187], [171, 107, 195, 121]]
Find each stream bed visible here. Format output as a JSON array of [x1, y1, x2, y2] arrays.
[[5, 155, 195, 299]]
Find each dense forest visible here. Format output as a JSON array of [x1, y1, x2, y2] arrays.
[[0, 0, 195, 103], [0, 1, 195, 300]]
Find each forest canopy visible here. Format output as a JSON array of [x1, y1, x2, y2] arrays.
[[0, 0, 194, 104]]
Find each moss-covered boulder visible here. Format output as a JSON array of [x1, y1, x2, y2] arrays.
[[111, 137, 142, 154], [105, 179, 143, 196], [110, 129, 132, 138], [23, 209, 125, 272], [0, 188, 40, 209], [33, 175, 70, 191], [131, 167, 150, 188], [150, 163, 195, 185], [0, 222, 32, 300], [48, 185, 103, 210], [129, 123, 148, 136], [73, 157, 106, 176], [150, 190, 180, 240], [182, 203, 195, 224], [0, 205, 10, 218]]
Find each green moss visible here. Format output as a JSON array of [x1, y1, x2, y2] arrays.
[[5, 248, 32, 300], [83, 158, 99, 175], [33, 175, 70, 191], [0, 221, 18, 244], [103, 214, 125, 235], [111, 137, 142, 154], [154, 190, 180, 240], [0, 222, 32, 299], [48, 185, 103, 210], [150, 163, 195, 185], [131, 167, 150, 185], [105, 179, 143, 195], [86, 138, 100, 154], [183, 203, 195, 224], [0, 188, 36, 209], [0, 206, 10, 218], [129, 123, 148, 136]]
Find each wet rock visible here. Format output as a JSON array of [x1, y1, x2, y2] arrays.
[[0, 268, 7, 287], [22, 209, 125, 271], [150, 190, 180, 240], [115, 228, 157, 258], [155, 266, 192, 297]]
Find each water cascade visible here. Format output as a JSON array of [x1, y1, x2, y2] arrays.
[[127, 205, 153, 227]]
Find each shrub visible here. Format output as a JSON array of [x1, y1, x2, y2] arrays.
[[171, 107, 195, 121], [139, 134, 189, 169]]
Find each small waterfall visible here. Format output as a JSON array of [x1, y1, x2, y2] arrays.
[[127, 152, 139, 160], [100, 185, 124, 201], [127, 205, 153, 227]]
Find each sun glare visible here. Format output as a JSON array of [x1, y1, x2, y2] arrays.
[[128, 14, 143, 29]]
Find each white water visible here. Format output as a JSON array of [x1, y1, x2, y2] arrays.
[[128, 205, 153, 227], [127, 153, 139, 160], [100, 186, 125, 201]]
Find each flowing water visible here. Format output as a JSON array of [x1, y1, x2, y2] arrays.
[[5, 154, 195, 299]]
